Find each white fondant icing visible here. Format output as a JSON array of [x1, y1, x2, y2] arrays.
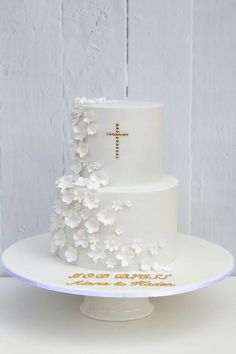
[[49, 98, 179, 271]]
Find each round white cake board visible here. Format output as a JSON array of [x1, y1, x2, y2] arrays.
[[1, 233, 234, 321]]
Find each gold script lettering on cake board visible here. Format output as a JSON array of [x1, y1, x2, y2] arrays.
[[66, 272, 176, 287]]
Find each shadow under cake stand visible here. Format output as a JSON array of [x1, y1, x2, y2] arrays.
[[1, 233, 234, 321]]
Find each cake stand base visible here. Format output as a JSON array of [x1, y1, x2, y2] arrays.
[[80, 296, 154, 321], [1, 233, 234, 322]]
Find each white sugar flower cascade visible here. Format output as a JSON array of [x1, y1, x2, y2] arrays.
[[49, 97, 168, 271]]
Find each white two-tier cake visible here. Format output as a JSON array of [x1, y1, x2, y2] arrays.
[[49, 98, 179, 271]]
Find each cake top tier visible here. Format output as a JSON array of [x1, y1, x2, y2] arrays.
[[70, 98, 164, 186]]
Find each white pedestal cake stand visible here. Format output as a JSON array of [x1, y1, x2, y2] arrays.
[[1, 233, 234, 322]]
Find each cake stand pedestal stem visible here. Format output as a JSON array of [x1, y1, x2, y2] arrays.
[[79, 296, 154, 321]]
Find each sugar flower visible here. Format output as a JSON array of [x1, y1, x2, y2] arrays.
[[104, 235, 122, 252], [158, 240, 166, 249], [76, 142, 89, 158], [61, 189, 75, 205], [52, 229, 66, 248], [64, 246, 77, 263], [70, 158, 83, 175], [64, 210, 81, 228], [83, 192, 99, 210], [83, 111, 96, 123], [105, 258, 117, 269], [73, 122, 88, 141], [87, 161, 102, 173], [73, 229, 89, 248], [124, 200, 132, 207], [130, 241, 143, 255], [87, 122, 98, 135], [80, 208, 90, 220], [115, 225, 124, 235], [88, 243, 106, 263], [90, 170, 109, 187], [112, 200, 123, 212], [56, 175, 74, 191], [116, 247, 135, 267], [85, 217, 99, 234], [97, 207, 116, 226]]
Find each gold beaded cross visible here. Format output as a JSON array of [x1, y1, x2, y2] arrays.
[[106, 123, 129, 159]]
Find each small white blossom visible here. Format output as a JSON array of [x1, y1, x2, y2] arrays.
[[54, 200, 68, 216], [150, 262, 170, 272], [64, 210, 81, 228], [104, 235, 122, 252], [61, 189, 75, 205], [70, 158, 83, 175], [124, 200, 132, 207], [88, 233, 100, 245], [130, 241, 143, 255], [83, 192, 99, 209], [49, 213, 63, 232], [85, 217, 99, 234], [52, 229, 66, 248], [80, 155, 89, 166], [80, 208, 90, 220], [97, 207, 116, 226], [116, 247, 135, 267], [56, 175, 74, 191], [71, 108, 83, 121], [90, 170, 109, 187], [87, 161, 102, 173], [105, 258, 117, 269], [64, 246, 77, 263], [115, 226, 124, 235], [73, 229, 89, 248], [88, 243, 106, 263], [73, 122, 88, 141], [87, 122, 98, 135], [76, 142, 89, 158], [158, 240, 166, 249], [83, 111, 96, 123], [73, 188, 84, 202], [148, 246, 159, 256], [74, 176, 90, 187], [112, 200, 123, 212], [140, 259, 152, 271]]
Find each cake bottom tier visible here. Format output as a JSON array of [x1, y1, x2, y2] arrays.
[[56, 175, 178, 271]]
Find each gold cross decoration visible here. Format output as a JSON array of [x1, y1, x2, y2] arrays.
[[106, 123, 129, 159]]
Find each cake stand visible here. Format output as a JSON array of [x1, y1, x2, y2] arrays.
[[1, 233, 234, 321]]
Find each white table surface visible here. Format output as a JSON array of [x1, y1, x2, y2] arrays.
[[0, 277, 235, 354]]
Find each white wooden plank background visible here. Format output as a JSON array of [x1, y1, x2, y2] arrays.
[[0, 0, 236, 275]]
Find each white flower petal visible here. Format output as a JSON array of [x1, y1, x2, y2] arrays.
[[90, 170, 109, 187], [64, 210, 81, 228], [83, 192, 99, 210], [64, 246, 77, 263], [71, 158, 83, 175], [87, 122, 98, 135], [76, 142, 89, 158], [97, 208, 116, 226], [112, 200, 123, 212], [56, 175, 74, 191], [73, 122, 88, 141], [124, 200, 132, 207], [85, 217, 99, 234]]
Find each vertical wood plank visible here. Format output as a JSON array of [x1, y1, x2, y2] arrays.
[[128, 0, 192, 233], [0, 1, 64, 271], [61, 0, 127, 170], [0, 0, 127, 275], [191, 0, 236, 265]]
